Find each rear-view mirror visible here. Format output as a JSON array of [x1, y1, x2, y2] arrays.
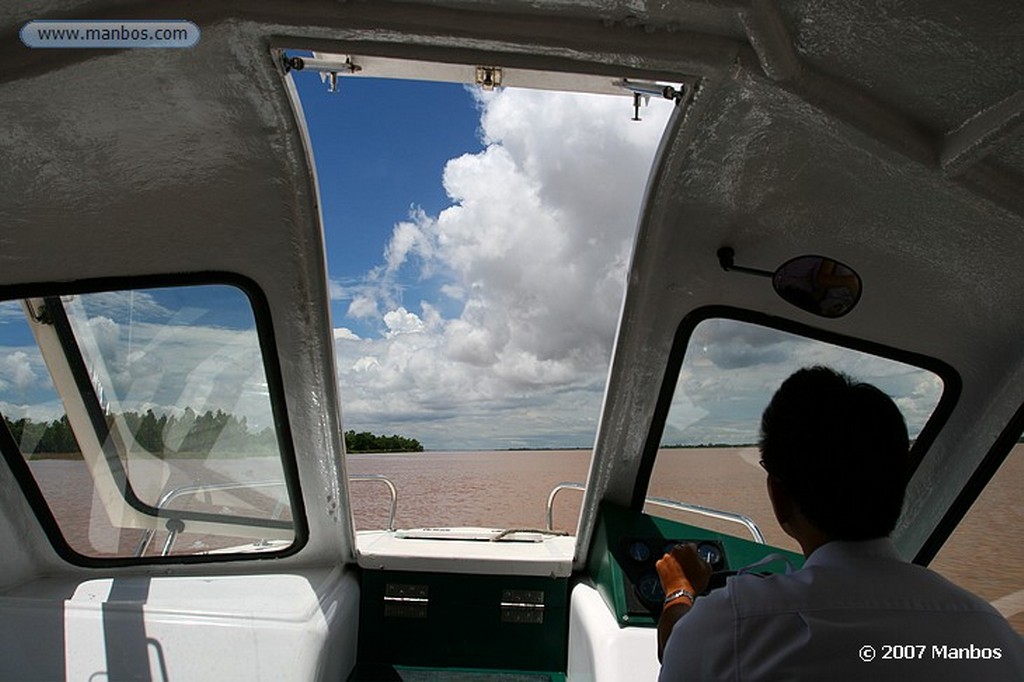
[[772, 256, 861, 318], [717, 248, 862, 318]]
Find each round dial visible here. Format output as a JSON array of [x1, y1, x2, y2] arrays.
[[696, 542, 722, 567], [636, 572, 664, 603], [628, 541, 652, 563]]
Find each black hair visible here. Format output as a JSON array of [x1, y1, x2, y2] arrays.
[[759, 366, 910, 540]]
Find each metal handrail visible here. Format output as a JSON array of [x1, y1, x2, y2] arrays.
[[134, 479, 289, 557], [644, 495, 766, 544], [545, 482, 766, 544], [135, 473, 400, 557], [545, 482, 585, 532], [348, 474, 398, 531]]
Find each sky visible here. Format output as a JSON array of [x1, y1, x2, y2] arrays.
[[0, 68, 945, 451], [663, 319, 943, 446], [294, 71, 680, 449]]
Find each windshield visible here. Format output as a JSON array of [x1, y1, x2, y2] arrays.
[[289, 61, 676, 531]]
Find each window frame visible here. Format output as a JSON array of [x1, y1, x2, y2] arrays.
[[0, 272, 308, 567], [630, 305, 962, 511], [915, 401, 1024, 565]]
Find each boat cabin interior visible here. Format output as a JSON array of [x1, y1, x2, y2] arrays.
[[1, 1, 1022, 680]]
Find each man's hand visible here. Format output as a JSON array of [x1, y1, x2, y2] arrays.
[[656, 543, 712, 596], [655, 544, 712, 661]]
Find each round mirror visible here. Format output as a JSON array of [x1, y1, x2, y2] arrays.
[[772, 256, 862, 318]]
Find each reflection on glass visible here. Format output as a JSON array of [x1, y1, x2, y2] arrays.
[[0, 285, 295, 559]]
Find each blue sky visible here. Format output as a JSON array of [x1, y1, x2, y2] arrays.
[[296, 75, 485, 337], [308, 78, 483, 249]]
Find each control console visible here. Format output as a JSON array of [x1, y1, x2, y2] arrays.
[[613, 537, 728, 618]]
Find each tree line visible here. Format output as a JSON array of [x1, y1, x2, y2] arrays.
[[5, 414, 79, 455], [4, 408, 276, 457], [344, 430, 423, 453], [4, 411, 423, 456]]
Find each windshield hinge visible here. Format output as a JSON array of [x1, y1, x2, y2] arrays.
[[24, 298, 52, 325], [281, 53, 361, 93], [614, 79, 684, 121], [476, 66, 502, 90]]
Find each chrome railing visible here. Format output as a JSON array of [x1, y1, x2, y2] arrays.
[[134, 479, 289, 557], [545, 482, 766, 544], [348, 474, 398, 531], [135, 473, 401, 557]]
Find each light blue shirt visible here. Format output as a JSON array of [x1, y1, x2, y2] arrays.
[[659, 538, 1024, 681]]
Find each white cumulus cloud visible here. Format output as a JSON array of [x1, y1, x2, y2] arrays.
[[331, 87, 675, 449], [347, 294, 380, 319], [384, 307, 426, 338], [333, 327, 360, 341], [0, 350, 38, 392]]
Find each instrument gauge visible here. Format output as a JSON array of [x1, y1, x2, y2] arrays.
[[628, 541, 651, 563], [696, 542, 722, 567], [636, 572, 664, 603]]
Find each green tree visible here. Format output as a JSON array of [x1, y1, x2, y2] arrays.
[[4, 407, 291, 459], [136, 409, 163, 454], [344, 429, 423, 453]]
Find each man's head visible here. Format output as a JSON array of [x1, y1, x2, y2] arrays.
[[759, 366, 910, 541]]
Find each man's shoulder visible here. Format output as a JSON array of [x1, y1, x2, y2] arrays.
[[721, 550, 1003, 620], [666, 545, 1024, 681]]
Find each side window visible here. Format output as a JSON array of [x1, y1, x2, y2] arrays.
[[0, 284, 299, 560], [930, 442, 1024, 635], [645, 318, 945, 551]]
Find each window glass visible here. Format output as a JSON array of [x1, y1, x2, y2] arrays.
[[0, 285, 296, 559], [646, 318, 945, 551], [290, 65, 675, 532], [930, 442, 1024, 635]]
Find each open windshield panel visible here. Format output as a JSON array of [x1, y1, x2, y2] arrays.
[[287, 52, 679, 534], [0, 283, 299, 562], [645, 317, 946, 554]]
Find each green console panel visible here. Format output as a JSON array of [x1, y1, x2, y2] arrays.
[[357, 570, 568, 675], [587, 503, 804, 627]]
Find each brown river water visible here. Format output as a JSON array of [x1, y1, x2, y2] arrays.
[[348, 444, 1024, 634], [26, 445, 1024, 634]]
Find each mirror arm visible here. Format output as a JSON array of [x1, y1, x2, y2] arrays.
[[716, 247, 774, 278]]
